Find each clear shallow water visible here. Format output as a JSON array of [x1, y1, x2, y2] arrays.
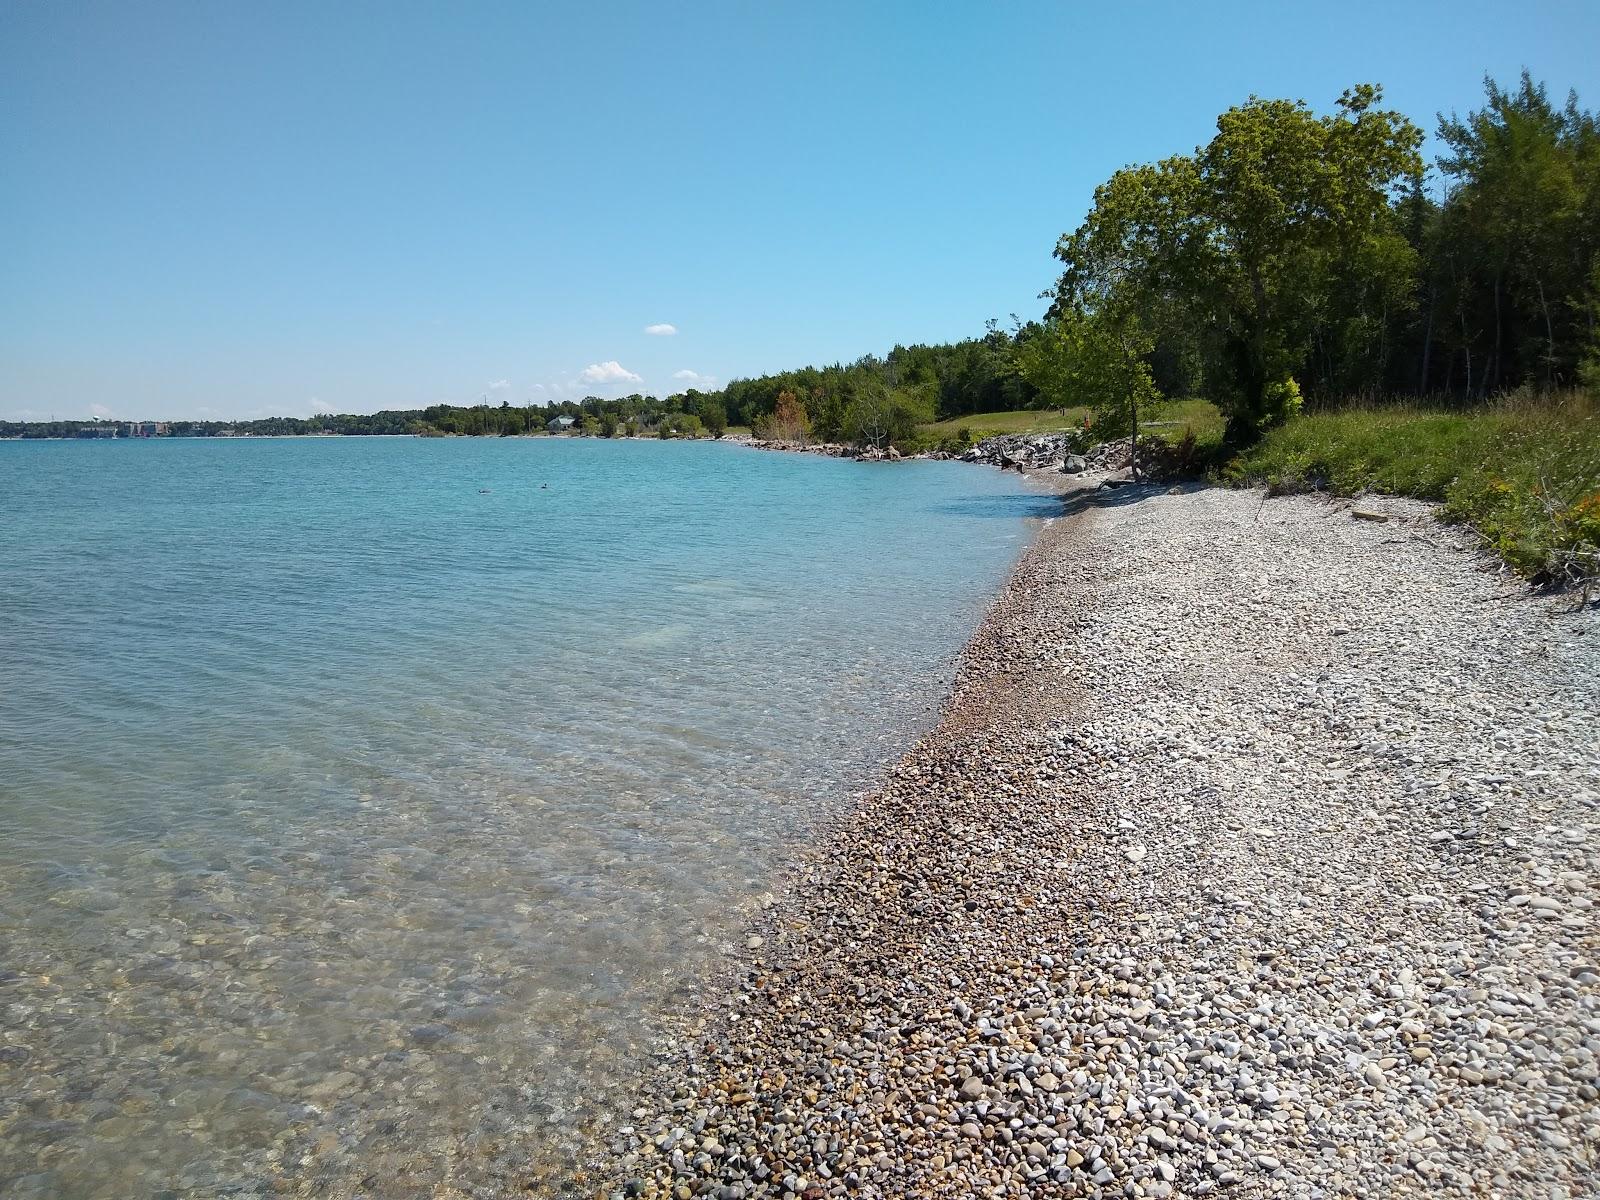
[[0, 436, 1051, 1197]]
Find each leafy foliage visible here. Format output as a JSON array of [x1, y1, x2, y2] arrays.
[[718, 324, 1043, 443], [1051, 84, 1424, 441], [1017, 307, 1160, 473], [841, 381, 935, 449], [752, 390, 812, 443], [1424, 73, 1600, 397]]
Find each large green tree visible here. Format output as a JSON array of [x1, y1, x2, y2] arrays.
[[1053, 85, 1423, 440]]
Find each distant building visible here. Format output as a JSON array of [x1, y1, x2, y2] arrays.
[[547, 416, 576, 432], [77, 424, 117, 438], [127, 421, 168, 438]]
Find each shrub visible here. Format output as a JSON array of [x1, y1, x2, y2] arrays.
[[1261, 377, 1304, 427], [753, 390, 813, 443], [842, 384, 934, 449]]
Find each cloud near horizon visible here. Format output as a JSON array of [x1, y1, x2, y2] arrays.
[[643, 323, 677, 336], [488, 379, 510, 391], [578, 360, 644, 385], [670, 369, 717, 388]]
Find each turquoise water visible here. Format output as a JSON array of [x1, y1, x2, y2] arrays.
[[0, 436, 1051, 1197]]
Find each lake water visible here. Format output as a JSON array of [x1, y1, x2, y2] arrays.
[[0, 436, 1052, 1197]]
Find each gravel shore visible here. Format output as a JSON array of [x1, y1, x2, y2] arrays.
[[598, 483, 1599, 1200]]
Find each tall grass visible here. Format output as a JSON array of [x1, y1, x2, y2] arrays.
[[1226, 390, 1600, 585], [917, 408, 1090, 440]]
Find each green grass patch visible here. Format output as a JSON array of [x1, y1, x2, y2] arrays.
[[1225, 391, 1600, 585], [917, 408, 1090, 441], [1140, 398, 1227, 447], [916, 399, 1224, 446]]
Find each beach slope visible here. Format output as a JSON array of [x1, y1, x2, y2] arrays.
[[603, 485, 1599, 1200]]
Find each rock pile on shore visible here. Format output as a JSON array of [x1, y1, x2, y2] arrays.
[[735, 432, 1133, 471], [597, 486, 1598, 1200], [961, 434, 1132, 473], [741, 439, 854, 458]]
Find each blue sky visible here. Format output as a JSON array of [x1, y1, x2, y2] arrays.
[[3, 0, 1596, 421]]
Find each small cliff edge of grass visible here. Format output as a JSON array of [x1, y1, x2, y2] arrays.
[[1217, 389, 1599, 591]]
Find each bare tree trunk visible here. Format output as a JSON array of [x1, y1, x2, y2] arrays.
[[1129, 390, 1139, 481], [1378, 297, 1390, 392], [1537, 277, 1556, 388], [1491, 273, 1503, 397], [1419, 285, 1435, 394]]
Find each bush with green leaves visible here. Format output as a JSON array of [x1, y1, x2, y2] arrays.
[[842, 383, 933, 449]]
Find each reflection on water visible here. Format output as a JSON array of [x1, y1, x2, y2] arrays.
[[0, 437, 1043, 1197]]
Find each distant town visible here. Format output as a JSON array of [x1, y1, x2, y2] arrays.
[[64, 421, 172, 438]]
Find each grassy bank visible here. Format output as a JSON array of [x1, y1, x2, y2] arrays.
[[1224, 392, 1600, 586], [915, 399, 1226, 448], [918, 408, 1088, 439], [912, 395, 1598, 586]]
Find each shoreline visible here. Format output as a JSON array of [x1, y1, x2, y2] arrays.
[[593, 483, 1598, 1199]]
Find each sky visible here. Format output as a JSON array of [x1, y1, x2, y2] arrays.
[[3, 0, 1597, 422]]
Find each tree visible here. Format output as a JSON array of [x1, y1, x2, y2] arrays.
[[753, 390, 812, 442], [1053, 85, 1423, 439], [695, 396, 728, 437], [842, 381, 934, 450], [1435, 73, 1599, 393], [1018, 307, 1161, 478]]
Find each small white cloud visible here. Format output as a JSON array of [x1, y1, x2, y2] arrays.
[[578, 360, 644, 385], [488, 379, 510, 391], [643, 323, 677, 336], [89, 403, 115, 419], [671, 369, 718, 388]]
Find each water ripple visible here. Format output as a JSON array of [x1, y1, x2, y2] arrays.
[[0, 436, 1043, 1197]]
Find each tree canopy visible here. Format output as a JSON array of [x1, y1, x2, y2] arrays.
[[1051, 85, 1424, 440]]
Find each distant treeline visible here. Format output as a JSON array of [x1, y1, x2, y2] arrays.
[[0, 332, 1043, 444], [717, 72, 1600, 444], [0, 401, 708, 441]]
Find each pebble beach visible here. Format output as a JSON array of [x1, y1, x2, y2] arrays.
[[599, 481, 1600, 1199]]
